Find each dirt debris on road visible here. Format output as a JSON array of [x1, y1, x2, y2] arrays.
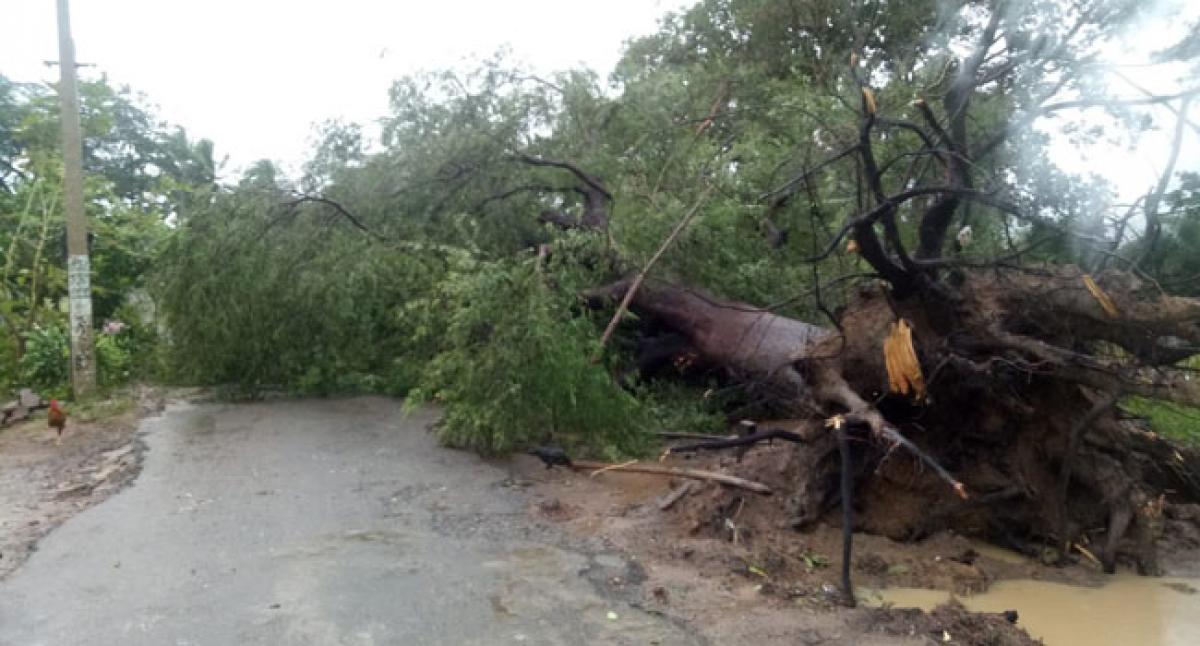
[[0, 387, 165, 578], [513, 441, 1140, 645]]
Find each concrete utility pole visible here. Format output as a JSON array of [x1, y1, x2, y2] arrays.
[[55, 0, 97, 397]]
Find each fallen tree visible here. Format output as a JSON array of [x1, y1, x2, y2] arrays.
[[563, 0, 1200, 607], [218, 0, 1200, 610], [587, 266, 1200, 582]]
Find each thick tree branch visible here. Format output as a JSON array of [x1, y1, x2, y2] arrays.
[[1136, 95, 1193, 266], [510, 154, 612, 230], [511, 153, 612, 200], [914, 7, 1001, 260], [285, 194, 385, 240], [801, 185, 1034, 268]]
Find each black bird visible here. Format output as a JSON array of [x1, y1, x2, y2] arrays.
[[1003, 610, 1019, 624], [528, 446, 573, 469]]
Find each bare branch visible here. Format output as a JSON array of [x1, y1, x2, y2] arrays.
[[595, 184, 716, 354], [284, 193, 385, 240], [1037, 86, 1200, 114], [761, 145, 859, 207], [510, 153, 612, 200], [1136, 95, 1193, 266]]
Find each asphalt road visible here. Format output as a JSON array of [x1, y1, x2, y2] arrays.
[[0, 397, 698, 645]]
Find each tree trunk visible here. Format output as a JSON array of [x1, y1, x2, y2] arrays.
[[587, 265, 1200, 573]]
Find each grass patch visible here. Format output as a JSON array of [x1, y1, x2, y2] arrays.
[[1122, 396, 1200, 446], [69, 392, 137, 424]]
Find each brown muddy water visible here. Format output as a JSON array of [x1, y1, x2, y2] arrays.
[[869, 573, 1200, 646]]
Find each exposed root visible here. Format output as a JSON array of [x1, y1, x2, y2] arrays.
[[586, 265, 1200, 582]]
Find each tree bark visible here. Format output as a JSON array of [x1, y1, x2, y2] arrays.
[[586, 264, 1200, 576]]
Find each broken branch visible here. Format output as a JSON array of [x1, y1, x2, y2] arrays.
[[595, 184, 716, 354], [569, 459, 773, 494], [664, 427, 819, 455]]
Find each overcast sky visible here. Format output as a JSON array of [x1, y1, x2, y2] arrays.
[[3, 0, 1196, 201], [4, 0, 689, 175]]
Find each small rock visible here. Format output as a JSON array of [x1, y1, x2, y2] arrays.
[[606, 610, 619, 621]]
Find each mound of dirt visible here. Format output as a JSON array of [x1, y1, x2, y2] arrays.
[[864, 600, 1039, 646], [518, 434, 1200, 644]]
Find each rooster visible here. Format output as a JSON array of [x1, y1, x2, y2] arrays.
[[47, 400, 67, 445]]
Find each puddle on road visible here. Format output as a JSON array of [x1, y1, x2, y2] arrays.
[[871, 574, 1200, 646]]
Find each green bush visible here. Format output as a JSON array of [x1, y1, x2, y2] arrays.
[[409, 250, 651, 457], [0, 333, 19, 394], [96, 333, 132, 387], [16, 322, 138, 397], [19, 324, 70, 399], [153, 189, 442, 396]]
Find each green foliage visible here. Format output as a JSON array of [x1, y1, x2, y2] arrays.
[[96, 333, 132, 387], [14, 322, 137, 397], [1150, 172, 1200, 296], [638, 381, 728, 437], [1, 72, 206, 397], [154, 184, 441, 397], [1123, 396, 1200, 447], [409, 239, 650, 457], [18, 324, 70, 399]]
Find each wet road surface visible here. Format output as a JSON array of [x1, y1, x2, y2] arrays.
[[0, 397, 698, 645]]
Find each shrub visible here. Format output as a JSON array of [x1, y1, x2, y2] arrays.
[[154, 190, 440, 395], [96, 333, 132, 387], [19, 324, 70, 399], [16, 322, 137, 397], [410, 250, 651, 457]]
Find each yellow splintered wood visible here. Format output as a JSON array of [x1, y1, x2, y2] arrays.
[[862, 87, 878, 114], [883, 319, 925, 399], [1082, 274, 1120, 318]]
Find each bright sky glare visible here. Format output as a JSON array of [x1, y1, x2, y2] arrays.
[[2, 0, 1196, 202], [4, 0, 689, 175]]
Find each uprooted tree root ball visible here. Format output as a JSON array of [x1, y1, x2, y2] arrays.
[[586, 264, 1200, 598]]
